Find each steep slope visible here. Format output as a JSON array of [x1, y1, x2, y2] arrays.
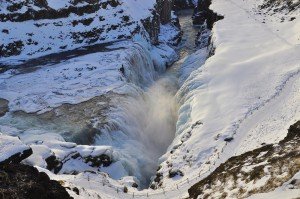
[[188, 121, 300, 198], [151, 0, 300, 195]]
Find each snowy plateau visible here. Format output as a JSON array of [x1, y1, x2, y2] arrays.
[[0, 0, 300, 199]]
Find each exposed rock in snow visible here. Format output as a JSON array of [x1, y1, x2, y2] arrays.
[[193, 0, 224, 28], [0, 133, 32, 165], [188, 121, 300, 198], [173, 0, 197, 10]]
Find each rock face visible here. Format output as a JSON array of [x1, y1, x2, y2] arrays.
[[173, 0, 196, 10], [0, 163, 72, 199], [193, 0, 224, 29], [188, 121, 300, 199], [142, 0, 177, 44], [192, 0, 223, 48], [157, 0, 174, 24]]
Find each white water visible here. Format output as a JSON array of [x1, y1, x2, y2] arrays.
[[95, 9, 201, 188]]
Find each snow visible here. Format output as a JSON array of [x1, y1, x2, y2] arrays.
[[121, 0, 156, 21], [0, 40, 175, 113], [247, 190, 300, 199], [156, 0, 300, 193], [159, 23, 181, 45], [248, 172, 300, 199]]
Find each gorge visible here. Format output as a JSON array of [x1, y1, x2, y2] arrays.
[[0, 0, 300, 198]]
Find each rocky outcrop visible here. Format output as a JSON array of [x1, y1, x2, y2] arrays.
[[259, 0, 300, 13], [141, 10, 161, 45], [173, 0, 196, 10], [188, 121, 300, 199], [142, 0, 178, 45], [193, 0, 224, 29], [0, 163, 72, 199], [157, 0, 174, 24], [192, 0, 223, 48], [0, 134, 32, 166]]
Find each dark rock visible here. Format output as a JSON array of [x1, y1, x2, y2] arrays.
[[45, 155, 63, 174], [2, 29, 9, 34], [72, 187, 80, 195], [0, 1, 121, 22], [0, 98, 9, 117], [119, 65, 125, 75], [154, 172, 163, 182], [72, 125, 100, 145], [157, 0, 173, 24], [0, 40, 24, 58], [259, 0, 300, 13], [123, 186, 128, 193], [168, 169, 184, 178], [0, 163, 72, 199], [84, 154, 112, 167], [141, 10, 160, 45], [173, 0, 195, 10], [0, 148, 33, 166], [224, 137, 234, 142], [193, 0, 224, 29], [132, 182, 138, 188]]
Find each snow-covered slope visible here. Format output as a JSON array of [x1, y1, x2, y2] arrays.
[[154, 0, 300, 195], [0, 0, 160, 64], [188, 121, 300, 198]]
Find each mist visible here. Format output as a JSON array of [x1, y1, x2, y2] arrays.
[[127, 71, 179, 186], [96, 70, 179, 188]]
